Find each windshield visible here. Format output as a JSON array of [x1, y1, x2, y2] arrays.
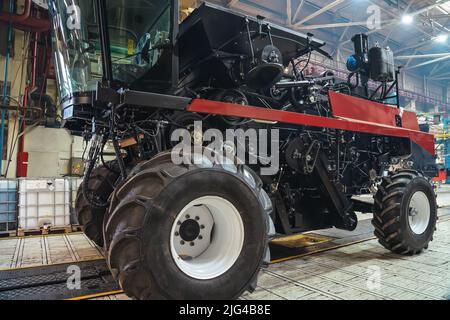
[[48, 0, 173, 103]]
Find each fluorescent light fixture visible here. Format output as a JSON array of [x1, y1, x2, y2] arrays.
[[435, 34, 449, 43], [401, 15, 413, 24]]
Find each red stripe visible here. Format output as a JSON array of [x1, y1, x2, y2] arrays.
[[187, 99, 435, 156]]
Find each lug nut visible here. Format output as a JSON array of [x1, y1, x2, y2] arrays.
[[180, 241, 185, 245], [198, 235, 203, 240], [186, 214, 190, 219], [190, 242, 195, 246], [177, 221, 182, 226], [195, 216, 200, 221], [175, 232, 179, 237], [200, 225, 205, 229]]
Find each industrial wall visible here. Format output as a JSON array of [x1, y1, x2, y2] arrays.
[[0, 22, 85, 179], [0, 26, 27, 178], [23, 127, 85, 178]]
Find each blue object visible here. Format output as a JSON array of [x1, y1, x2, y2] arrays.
[[346, 55, 359, 72], [0, 179, 17, 233], [442, 118, 450, 185]]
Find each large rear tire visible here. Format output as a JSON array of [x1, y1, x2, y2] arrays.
[[104, 151, 272, 300], [75, 163, 120, 247], [373, 170, 437, 255]]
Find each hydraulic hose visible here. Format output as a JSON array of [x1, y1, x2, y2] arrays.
[[82, 134, 108, 209]]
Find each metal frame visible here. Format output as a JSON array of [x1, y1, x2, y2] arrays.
[[95, 0, 113, 84]]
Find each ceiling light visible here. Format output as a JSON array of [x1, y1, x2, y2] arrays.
[[401, 15, 413, 24], [435, 34, 449, 43]]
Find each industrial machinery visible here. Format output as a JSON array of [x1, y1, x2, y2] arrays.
[[47, 0, 438, 300]]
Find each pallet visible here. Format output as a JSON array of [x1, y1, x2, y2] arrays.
[[17, 226, 73, 237], [0, 230, 17, 239], [71, 225, 83, 233]]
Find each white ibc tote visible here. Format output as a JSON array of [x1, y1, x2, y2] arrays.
[[18, 178, 71, 230]]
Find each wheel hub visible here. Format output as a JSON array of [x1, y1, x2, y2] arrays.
[[408, 191, 431, 235], [179, 219, 201, 242], [170, 196, 244, 280]]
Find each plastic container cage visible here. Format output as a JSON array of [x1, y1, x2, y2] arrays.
[[0, 180, 18, 233], [18, 179, 71, 230]]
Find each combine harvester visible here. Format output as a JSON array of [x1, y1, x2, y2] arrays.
[[46, 0, 437, 299]]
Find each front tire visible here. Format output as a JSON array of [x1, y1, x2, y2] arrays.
[[373, 170, 437, 255], [104, 151, 272, 300], [75, 163, 120, 247]]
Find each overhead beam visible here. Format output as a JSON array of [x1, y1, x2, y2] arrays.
[[407, 54, 450, 70], [404, 49, 419, 68], [395, 39, 433, 54], [295, 20, 394, 30], [287, 0, 292, 26], [295, 0, 346, 25], [292, 0, 305, 24], [429, 61, 442, 76], [339, 25, 350, 41], [227, 0, 239, 8], [397, 53, 450, 60], [410, 0, 450, 17], [429, 76, 450, 80]]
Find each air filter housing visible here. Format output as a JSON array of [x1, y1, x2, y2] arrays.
[[369, 46, 395, 82]]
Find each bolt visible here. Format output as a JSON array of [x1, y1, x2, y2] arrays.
[[200, 225, 205, 229], [195, 216, 200, 221], [177, 221, 182, 226], [175, 232, 179, 237], [186, 214, 190, 219], [190, 242, 195, 246], [198, 235, 203, 240], [180, 241, 185, 245]]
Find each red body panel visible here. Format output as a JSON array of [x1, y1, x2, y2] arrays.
[[433, 170, 446, 182], [328, 91, 420, 131], [187, 98, 435, 156]]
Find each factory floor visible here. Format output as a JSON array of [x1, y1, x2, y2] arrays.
[[1, 189, 450, 301], [95, 213, 450, 301]]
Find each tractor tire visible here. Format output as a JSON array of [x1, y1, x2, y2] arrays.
[[372, 170, 437, 255], [75, 163, 120, 247], [104, 151, 272, 300]]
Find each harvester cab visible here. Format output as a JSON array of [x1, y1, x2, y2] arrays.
[[48, 0, 178, 119]]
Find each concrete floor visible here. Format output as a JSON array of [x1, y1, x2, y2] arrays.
[[0, 233, 103, 270], [93, 214, 450, 301], [92, 187, 450, 300], [244, 218, 450, 300], [2, 188, 450, 300]]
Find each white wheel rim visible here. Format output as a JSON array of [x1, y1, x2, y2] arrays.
[[408, 191, 431, 235], [170, 196, 244, 280]]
